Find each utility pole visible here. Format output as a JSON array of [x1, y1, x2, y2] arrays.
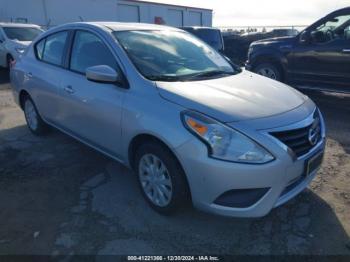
[[42, 0, 49, 28]]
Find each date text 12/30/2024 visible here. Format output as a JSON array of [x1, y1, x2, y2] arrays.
[[127, 256, 220, 261]]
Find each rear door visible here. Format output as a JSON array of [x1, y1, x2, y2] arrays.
[[57, 30, 126, 158], [28, 30, 70, 122]]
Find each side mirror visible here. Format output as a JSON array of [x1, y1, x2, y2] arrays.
[[299, 31, 311, 44], [86, 65, 119, 83], [310, 31, 326, 43]]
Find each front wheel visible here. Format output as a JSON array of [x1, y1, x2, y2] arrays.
[[23, 96, 49, 135], [135, 142, 189, 215], [254, 63, 282, 81]]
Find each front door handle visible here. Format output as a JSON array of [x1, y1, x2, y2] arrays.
[[342, 49, 350, 53], [64, 85, 75, 94]]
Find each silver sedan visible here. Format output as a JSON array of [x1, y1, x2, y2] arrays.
[[10, 22, 326, 217]]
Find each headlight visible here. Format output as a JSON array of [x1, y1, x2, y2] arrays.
[[181, 111, 274, 164], [15, 47, 26, 54]]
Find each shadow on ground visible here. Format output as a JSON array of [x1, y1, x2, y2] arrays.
[[0, 123, 349, 255], [0, 69, 9, 86]]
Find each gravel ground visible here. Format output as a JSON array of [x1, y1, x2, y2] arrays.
[[0, 69, 349, 257]]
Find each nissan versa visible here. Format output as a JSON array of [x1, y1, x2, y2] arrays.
[[10, 22, 326, 217]]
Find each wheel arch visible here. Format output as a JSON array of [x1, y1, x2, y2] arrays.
[[251, 54, 287, 81], [128, 133, 176, 170], [6, 53, 14, 68], [19, 89, 31, 110], [128, 133, 192, 200]]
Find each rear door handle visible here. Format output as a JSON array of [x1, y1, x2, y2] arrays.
[[342, 49, 350, 53], [64, 85, 75, 94]]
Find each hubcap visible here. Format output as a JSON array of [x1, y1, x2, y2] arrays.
[[138, 154, 173, 207], [24, 100, 38, 130], [257, 67, 277, 79]]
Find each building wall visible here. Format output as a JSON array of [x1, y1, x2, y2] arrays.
[[0, 0, 212, 28]]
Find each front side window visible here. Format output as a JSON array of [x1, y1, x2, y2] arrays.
[[35, 38, 45, 59], [3, 27, 43, 41], [35, 31, 68, 66], [113, 30, 237, 81], [312, 14, 350, 43], [70, 30, 118, 74]]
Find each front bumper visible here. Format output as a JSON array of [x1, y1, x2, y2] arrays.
[[174, 109, 326, 217]]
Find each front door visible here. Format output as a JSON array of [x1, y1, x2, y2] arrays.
[[289, 12, 350, 85], [57, 30, 127, 158]]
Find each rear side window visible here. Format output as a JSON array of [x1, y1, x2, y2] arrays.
[[70, 30, 117, 74], [35, 31, 68, 66]]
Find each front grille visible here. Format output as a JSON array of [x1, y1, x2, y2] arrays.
[[270, 110, 321, 158]]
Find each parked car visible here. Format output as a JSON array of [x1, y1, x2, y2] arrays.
[[0, 23, 43, 68], [271, 28, 299, 37], [11, 22, 325, 217], [181, 26, 224, 52], [223, 29, 299, 66], [246, 7, 350, 85]]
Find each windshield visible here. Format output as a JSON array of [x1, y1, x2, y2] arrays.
[[113, 30, 236, 81], [3, 27, 43, 41]]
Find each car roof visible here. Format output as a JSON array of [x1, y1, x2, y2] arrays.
[[68, 21, 182, 32], [182, 26, 219, 30], [0, 22, 41, 28]]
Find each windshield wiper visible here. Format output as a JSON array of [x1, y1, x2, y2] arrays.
[[147, 75, 181, 82], [182, 70, 234, 80]]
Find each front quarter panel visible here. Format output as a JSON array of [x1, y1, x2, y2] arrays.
[[120, 80, 192, 167]]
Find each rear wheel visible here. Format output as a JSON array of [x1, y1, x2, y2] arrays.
[[134, 142, 189, 215], [254, 62, 282, 81], [23, 96, 49, 135]]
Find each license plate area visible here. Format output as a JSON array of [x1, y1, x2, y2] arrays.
[[305, 151, 324, 176]]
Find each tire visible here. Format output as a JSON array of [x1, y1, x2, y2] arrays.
[[254, 62, 283, 81], [134, 142, 189, 215], [23, 96, 49, 135]]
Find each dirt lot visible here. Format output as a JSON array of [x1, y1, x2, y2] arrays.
[[0, 68, 349, 257]]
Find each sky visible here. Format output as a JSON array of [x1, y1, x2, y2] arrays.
[[145, 0, 350, 27]]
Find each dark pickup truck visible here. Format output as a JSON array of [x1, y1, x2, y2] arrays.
[[246, 7, 350, 86]]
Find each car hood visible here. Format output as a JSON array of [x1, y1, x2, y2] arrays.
[[156, 70, 307, 123], [251, 36, 296, 46], [7, 40, 31, 48]]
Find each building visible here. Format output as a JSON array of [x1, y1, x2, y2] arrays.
[[0, 0, 212, 28]]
